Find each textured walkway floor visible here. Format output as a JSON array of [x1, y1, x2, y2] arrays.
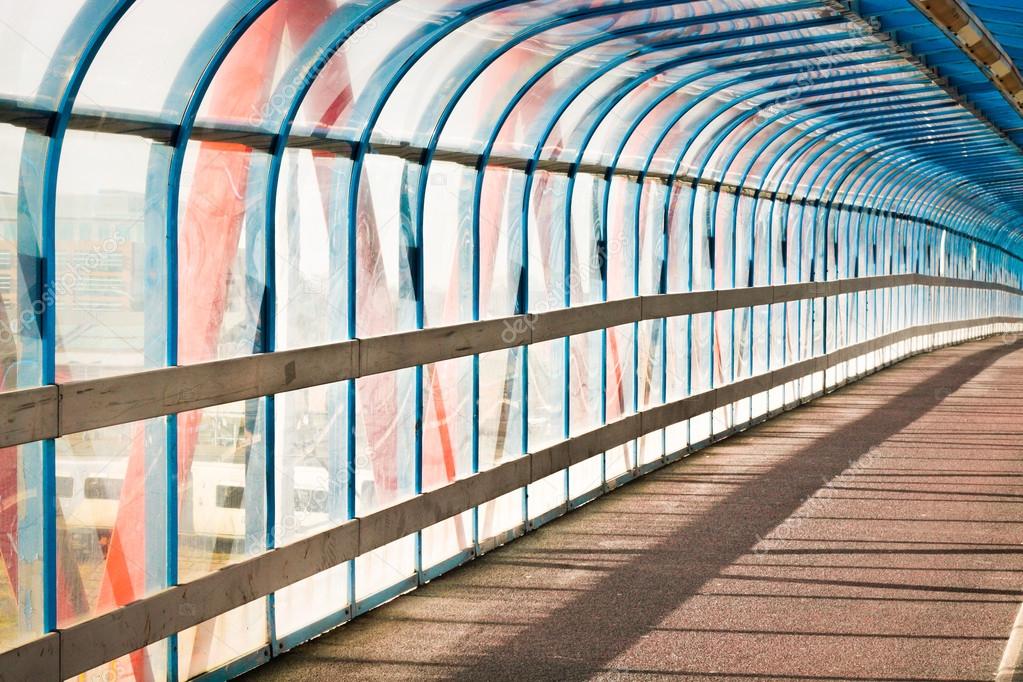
[[244, 336, 1023, 681]]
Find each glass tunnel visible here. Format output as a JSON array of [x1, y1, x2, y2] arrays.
[[0, 0, 1022, 679]]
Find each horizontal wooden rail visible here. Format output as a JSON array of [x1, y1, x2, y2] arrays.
[[0, 313, 1019, 679], [0, 274, 1018, 449]]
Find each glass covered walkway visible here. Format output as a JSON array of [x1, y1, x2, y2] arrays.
[[243, 336, 1023, 681], [0, 0, 1021, 679]]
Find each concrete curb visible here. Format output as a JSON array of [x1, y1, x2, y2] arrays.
[[997, 600, 1023, 682]]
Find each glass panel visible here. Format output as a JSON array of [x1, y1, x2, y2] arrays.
[[1, 1, 1021, 678], [178, 400, 265, 580], [604, 323, 635, 481], [0, 0, 84, 103], [56, 131, 162, 378], [75, 0, 240, 120], [178, 141, 266, 364], [423, 160, 474, 327], [70, 641, 168, 682], [354, 367, 415, 600], [422, 357, 472, 569], [0, 124, 42, 393], [178, 600, 266, 677], [527, 338, 565, 520], [568, 331, 602, 501], [55, 418, 168, 679], [274, 565, 348, 640], [477, 347, 523, 542], [0, 442, 44, 649]]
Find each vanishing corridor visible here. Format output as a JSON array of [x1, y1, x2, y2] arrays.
[[246, 336, 1023, 681], [5, 2, 1023, 679]]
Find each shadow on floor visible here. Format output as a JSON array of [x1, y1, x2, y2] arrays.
[[244, 339, 1023, 681]]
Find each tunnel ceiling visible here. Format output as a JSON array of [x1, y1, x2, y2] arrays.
[[3, 3, 1023, 678], [967, 1, 1023, 110], [2, 0, 1023, 253], [857, 0, 1023, 155], [851, 0, 1023, 239]]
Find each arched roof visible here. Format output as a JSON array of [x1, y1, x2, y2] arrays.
[[3, 0, 1022, 257]]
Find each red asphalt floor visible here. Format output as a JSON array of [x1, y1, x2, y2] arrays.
[[243, 336, 1023, 681]]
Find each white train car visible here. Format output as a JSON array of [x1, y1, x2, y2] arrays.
[[56, 457, 126, 555], [55, 457, 361, 556]]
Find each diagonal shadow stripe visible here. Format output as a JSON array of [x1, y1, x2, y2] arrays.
[[439, 339, 1021, 681]]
